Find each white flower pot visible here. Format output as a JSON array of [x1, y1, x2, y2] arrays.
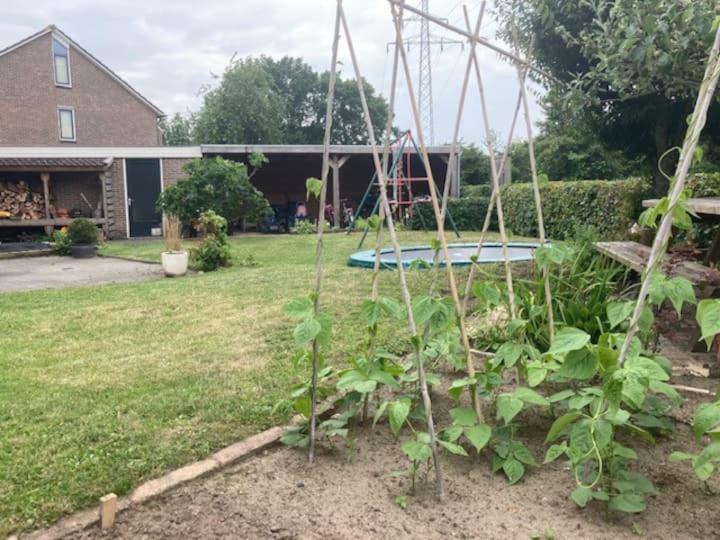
[[161, 251, 189, 277]]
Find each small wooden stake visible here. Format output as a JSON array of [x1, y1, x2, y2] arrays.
[[99, 493, 117, 530]]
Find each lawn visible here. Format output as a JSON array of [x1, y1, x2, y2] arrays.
[[0, 230, 501, 536]]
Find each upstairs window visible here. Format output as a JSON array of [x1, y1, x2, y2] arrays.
[[58, 107, 76, 141], [53, 38, 71, 87]]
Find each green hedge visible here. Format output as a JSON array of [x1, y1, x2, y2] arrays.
[[410, 197, 496, 231], [460, 184, 492, 198], [502, 178, 647, 240], [685, 173, 720, 246]]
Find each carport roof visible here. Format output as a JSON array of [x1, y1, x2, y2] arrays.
[[0, 157, 111, 171], [200, 144, 454, 155]]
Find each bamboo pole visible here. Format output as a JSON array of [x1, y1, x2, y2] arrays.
[[308, 0, 342, 464], [460, 6, 517, 318], [510, 26, 554, 341], [390, 1, 482, 422], [385, 0, 559, 84], [617, 26, 720, 367], [338, 3, 445, 500]]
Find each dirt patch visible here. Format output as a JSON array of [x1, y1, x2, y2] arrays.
[[71, 382, 719, 540]]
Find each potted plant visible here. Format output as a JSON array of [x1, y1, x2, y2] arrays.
[[67, 218, 99, 258], [161, 214, 188, 277]]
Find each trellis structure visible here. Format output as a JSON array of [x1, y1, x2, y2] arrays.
[[307, 0, 720, 500]]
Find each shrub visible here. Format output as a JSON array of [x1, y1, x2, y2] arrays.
[[685, 173, 720, 247], [157, 157, 272, 227], [502, 178, 647, 240], [52, 229, 72, 255], [291, 220, 317, 234], [460, 184, 492, 198], [409, 197, 495, 231], [67, 218, 99, 245], [190, 211, 231, 271]]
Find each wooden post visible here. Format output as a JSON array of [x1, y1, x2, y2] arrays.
[[99, 171, 109, 238], [40, 172, 50, 220], [329, 156, 349, 228], [99, 493, 117, 530]]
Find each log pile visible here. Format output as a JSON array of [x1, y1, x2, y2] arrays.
[[0, 180, 45, 220]]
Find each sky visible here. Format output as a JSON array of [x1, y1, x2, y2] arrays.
[[0, 0, 545, 148]]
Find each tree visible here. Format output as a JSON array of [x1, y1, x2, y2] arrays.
[[157, 157, 271, 226], [193, 58, 286, 144], [498, 0, 720, 194], [459, 143, 491, 185], [192, 55, 391, 145], [161, 113, 194, 146]]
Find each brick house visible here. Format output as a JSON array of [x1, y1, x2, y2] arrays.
[[0, 25, 199, 239]]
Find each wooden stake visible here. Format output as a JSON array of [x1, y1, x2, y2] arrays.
[[99, 493, 117, 530], [617, 26, 720, 366], [510, 27, 554, 341], [340, 3, 445, 500], [308, 0, 342, 464], [461, 6, 517, 318]]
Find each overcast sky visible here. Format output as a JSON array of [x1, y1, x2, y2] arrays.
[[1, 0, 545, 148]]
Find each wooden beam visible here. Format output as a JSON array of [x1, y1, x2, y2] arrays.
[[99, 493, 117, 530], [40, 172, 50, 220], [329, 156, 349, 228]]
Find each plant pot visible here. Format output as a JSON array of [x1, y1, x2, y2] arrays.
[[70, 244, 97, 259], [161, 251, 189, 277]]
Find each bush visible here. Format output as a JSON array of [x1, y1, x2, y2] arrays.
[[460, 184, 492, 198], [52, 229, 72, 255], [502, 178, 647, 240], [157, 157, 272, 227], [684, 173, 720, 247], [291, 220, 317, 234], [67, 218, 99, 245], [191, 211, 232, 271], [409, 197, 495, 231]]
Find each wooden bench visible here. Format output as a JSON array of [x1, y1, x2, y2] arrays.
[[595, 240, 720, 290]]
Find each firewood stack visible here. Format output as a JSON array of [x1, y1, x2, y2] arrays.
[[0, 180, 45, 220]]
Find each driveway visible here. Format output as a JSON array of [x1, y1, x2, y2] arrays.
[[0, 255, 163, 293]]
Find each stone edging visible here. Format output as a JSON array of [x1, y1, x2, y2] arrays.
[[22, 426, 285, 540]]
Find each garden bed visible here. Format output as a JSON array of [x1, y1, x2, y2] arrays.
[[71, 366, 718, 540]]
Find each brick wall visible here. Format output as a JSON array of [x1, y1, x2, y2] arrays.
[[0, 32, 161, 146], [51, 172, 102, 215], [106, 160, 126, 239], [161, 158, 192, 188]]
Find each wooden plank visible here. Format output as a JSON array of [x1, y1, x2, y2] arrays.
[[595, 241, 720, 287], [642, 197, 720, 216], [98, 493, 117, 530], [0, 218, 106, 227]]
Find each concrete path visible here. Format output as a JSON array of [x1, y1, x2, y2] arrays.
[[0, 256, 163, 293]]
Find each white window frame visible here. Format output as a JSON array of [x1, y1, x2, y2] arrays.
[[57, 107, 77, 142], [52, 36, 72, 88]]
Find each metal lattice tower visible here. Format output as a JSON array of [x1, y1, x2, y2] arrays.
[[417, 0, 434, 145]]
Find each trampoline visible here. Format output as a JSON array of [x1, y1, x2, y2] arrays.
[[348, 242, 542, 269]]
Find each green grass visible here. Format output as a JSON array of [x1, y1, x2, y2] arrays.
[[0, 230, 499, 535]]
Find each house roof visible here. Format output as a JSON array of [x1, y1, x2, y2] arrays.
[[0, 157, 111, 171], [0, 25, 164, 117]]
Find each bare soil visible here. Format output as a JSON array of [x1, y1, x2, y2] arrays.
[[71, 369, 719, 540]]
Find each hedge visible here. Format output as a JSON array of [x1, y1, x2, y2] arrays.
[[410, 197, 496, 231], [460, 184, 492, 198], [684, 173, 720, 246], [502, 178, 647, 240]]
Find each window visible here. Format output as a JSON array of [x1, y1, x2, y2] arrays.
[[57, 107, 76, 141], [53, 38, 71, 87]]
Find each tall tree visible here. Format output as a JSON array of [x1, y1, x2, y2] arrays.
[[499, 0, 720, 193], [459, 143, 491, 185], [161, 113, 194, 146], [193, 58, 286, 144]]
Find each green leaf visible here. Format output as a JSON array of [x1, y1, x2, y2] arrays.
[[694, 402, 720, 440], [527, 363, 548, 387], [502, 457, 525, 484], [442, 424, 464, 443], [388, 398, 411, 436], [412, 296, 435, 326], [401, 439, 432, 463], [369, 369, 399, 389], [284, 297, 313, 319], [513, 442, 537, 466], [306, 177, 322, 198], [545, 412, 580, 443], [448, 376, 474, 400], [608, 493, 646, 513], [557, 347, 599, 380], [607, 301, 634, 329], [571, 486, 593, 508], [449, 407, 478, 427], [548, 389, 576, 403], [494, 341, 524, 368], [361, 299, 381, 327], [497, 394, 524, 424], [697, 299, 720, 349], [316, 312, 332, 347], [669, 451, 696, 462], [513, 387, 550, 406], [472, 281, 501, 306], [464, 424, 492, 453], [548, 327, 590, 356], [373, 400, 389, 427], [293, 317, 322, 346], [439, 439, 469, 456], [544, 443, 567, 464], [379, 296, 405, 320], [293, 395, 311, 417]]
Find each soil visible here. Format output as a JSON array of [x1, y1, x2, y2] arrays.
[[71, 360, 720, 540]]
